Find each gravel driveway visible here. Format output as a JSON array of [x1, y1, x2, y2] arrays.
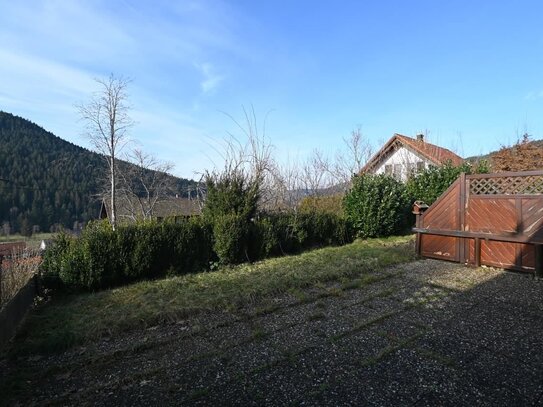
[[2, 259, 543, 406]]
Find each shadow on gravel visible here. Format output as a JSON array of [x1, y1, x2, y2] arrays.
[[2, 260, 543, 406]]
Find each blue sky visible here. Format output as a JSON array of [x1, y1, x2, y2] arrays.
[[1, 1, 543, 178]]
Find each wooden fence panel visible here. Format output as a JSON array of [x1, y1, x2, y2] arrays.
[[420, 234, 457, 261], [480, 240, 518, 270], [467, 198, 517, 234], [420, 179, 460, 231], [414, 170, 543, 275]]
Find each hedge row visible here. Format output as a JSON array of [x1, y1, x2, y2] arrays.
[[343, 174, 411, 238], [43, 212, 353, 291]]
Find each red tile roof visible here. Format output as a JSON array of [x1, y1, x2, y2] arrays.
[[361, 133, 463, 173]]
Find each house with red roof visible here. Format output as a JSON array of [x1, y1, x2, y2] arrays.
[[360, 133, 463, 181]]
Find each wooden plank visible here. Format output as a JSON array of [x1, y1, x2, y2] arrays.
[[412, 228, 543, 244], [466, 199, 517, 234], [421, 235, 456, 260], [521, 244, 535, 270], [466, 170, 543, 179], [481, 240, 517, 269], [420, 179, 460, 225], [471, 194, 543, 199], [422, 183, 458, 229], [520, 198, 543, 236], [515, 198, 522, 267], [536, 244, 543, 278], [474, 238, 481, 267], [458, 173, 466, 263]]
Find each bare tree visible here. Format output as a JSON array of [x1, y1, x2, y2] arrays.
[[301, 149, 333, 196], [264, 158, 302, 211], [78, 74, 133, 230], [118, 149, 175, 221], [330, 127, 373, 187], [201, 106, 275, 214]]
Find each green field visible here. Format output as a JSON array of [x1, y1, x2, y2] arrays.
[[0, 233, 56, 248]]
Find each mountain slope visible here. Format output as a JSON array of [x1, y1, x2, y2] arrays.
[[0, 111, 197, 234]]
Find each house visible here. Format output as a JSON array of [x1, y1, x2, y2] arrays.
[[360, 133, 463, 181], [99, 196, 201, 223]]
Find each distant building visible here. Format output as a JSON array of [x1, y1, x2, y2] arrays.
[[360, 133, 463, 182], [99, 196, 201, 223]]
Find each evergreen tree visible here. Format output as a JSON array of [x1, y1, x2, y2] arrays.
[[0, 111, 198, 233]]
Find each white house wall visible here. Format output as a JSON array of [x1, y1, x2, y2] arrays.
[[373, 146, 430, 182]]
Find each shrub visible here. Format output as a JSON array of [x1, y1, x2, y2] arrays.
[[42, 219, 214, 291], [298, 194, 344, 216], [41, 200, 353, 291], [79, 221, 120, 289], [343, 174, 410, 238], [203, 169, 260, 266], [41, 231, 73, 288], [406, 161, 488, 205], [213, 213, 249, 265], [202, 172, 259, 221], [249, 212, 354, 260]]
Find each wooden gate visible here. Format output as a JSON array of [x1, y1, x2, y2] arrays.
[[413, 170, 543, 276]]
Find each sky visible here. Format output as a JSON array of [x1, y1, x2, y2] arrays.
[[1, 0, 543, 179]]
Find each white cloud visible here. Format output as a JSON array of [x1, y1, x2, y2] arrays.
[[197, 62, 225, 94], [524, 90, 543, 101], [0, 0, 252, 177], [0, 48, 96, 96]]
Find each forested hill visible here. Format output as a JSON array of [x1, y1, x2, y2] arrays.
[[0, 111, 197, 235]]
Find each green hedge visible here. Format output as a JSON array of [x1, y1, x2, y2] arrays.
[[43, 218, 214, 291], [43, 212, 352, 291], [343, 174, 411, 238], [406, 161, 489, 205], [249, 212, 353, 260]]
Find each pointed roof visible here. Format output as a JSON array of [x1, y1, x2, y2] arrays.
[[360, 133, 463, 173]]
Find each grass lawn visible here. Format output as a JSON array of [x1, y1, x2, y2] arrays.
[[0, 233, 55, 249], [12, 235, 415, 355]]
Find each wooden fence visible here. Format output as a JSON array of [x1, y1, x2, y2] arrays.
[[0, 248, 42, 347], [413, 170, 543, 276]]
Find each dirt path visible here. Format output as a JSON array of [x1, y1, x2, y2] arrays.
[[2, 259, 543, 406]]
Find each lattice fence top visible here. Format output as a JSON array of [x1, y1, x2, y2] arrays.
[[469, 174, 543, 195]]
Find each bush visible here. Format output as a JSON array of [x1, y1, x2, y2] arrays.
[[42, 219, 214, 291], [41, 231, 73, 288], [42, 204, 353, 291], [202, 172, 258, 221], [213, 213, 249, 265], [249, 212, 354, 260], [298, 194, 344, 216], [406, 161, 488, 205], [343, 174, 410, 238]]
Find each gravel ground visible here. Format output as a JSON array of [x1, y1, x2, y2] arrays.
[[2, 259, 543, 406]]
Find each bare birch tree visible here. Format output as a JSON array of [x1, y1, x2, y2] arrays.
[[78, 74, 133, 230]]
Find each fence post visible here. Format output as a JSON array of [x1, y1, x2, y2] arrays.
[[535, 245, 543, 279], [0, 254, 3, 306], [458, 172, 467, 263], [474, 238, 481, 267]]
